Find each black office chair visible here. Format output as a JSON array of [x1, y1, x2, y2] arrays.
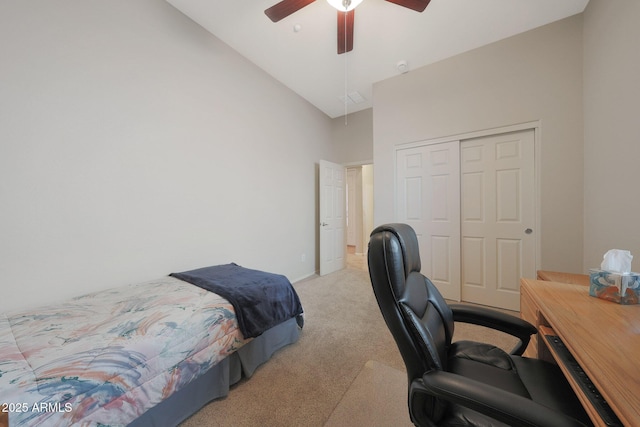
[[368, 223, 591, 427]]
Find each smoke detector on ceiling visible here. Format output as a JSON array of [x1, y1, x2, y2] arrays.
[[397, 60, 409, 74]]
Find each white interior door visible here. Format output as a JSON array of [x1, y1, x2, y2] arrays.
[[396, 142, 461, 301], [460, 130, 536, 311], [319, 160, 346, 276]]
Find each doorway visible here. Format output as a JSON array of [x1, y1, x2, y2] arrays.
[[346, 164, 374, 262]]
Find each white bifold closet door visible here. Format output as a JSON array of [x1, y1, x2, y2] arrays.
[[396, 141, 461, 302], [396, 129, 535, 311]]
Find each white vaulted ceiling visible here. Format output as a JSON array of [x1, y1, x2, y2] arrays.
[[166, 0, 589, 118]]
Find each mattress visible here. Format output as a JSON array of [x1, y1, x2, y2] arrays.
[[0, 276, 251, 426]]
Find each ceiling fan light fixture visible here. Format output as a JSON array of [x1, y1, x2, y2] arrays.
[[326, 0, 363, 12]]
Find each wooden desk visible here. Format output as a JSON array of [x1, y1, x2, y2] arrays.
[[537, 270, 590, 286], [520, 278, 640, 427]]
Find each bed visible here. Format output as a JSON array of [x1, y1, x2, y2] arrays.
[[0, 264, 303, 426]]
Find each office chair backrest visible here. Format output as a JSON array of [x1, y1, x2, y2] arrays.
[[368, 223, 455, 422]]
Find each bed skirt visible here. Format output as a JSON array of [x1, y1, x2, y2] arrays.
[[129, 316, 301, 426]]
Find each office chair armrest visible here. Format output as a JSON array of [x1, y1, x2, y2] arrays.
[[449, 303, 537, 355], [414, 371, 588, 427]]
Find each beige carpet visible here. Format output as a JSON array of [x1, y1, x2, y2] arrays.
[[324, 360, 413, 427], [180, 254, 518, 426]]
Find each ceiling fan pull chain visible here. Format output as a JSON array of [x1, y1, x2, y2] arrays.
[[344, 12, 348, 125]]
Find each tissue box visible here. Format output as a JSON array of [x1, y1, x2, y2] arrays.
[[589, 269, 640, 304]]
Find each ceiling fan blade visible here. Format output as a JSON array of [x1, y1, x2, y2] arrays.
[[265, 0, 317, 22], [337, 10, 354, 54], [385, 0, 431, 13]]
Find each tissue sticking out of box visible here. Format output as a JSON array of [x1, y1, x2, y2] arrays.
[[600, 249, 633, 273], [597, 249, 638, 298]]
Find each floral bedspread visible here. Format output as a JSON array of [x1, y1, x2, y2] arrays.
[[0, 276, 247, 426]]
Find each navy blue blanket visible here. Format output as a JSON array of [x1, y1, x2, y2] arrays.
[[170, 263, 303, 339]]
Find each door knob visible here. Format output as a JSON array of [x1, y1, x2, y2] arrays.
[[321, 222, 328, 226], [525, 228, 533, 234]]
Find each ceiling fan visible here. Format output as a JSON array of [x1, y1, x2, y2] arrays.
[[265, 0, 431, 54]]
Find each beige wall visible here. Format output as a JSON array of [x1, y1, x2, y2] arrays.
[[583, 0, 640, 271], [331, 108, 374, 164], [373, 15, 584, 273], [0, 0, 332, 312]]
